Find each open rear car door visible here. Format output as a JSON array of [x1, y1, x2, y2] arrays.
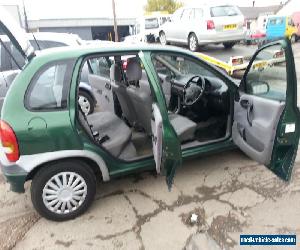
[[233, 38, 300, 181], [0, 6, 35, 63], [139, 51, 182, 190]]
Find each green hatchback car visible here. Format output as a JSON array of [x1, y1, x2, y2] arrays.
[[0, 10, 299, 221]]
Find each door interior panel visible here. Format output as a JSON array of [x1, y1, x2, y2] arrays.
[[151, 103, 163, 174], [88, 74, 114, 112], [233, 93, 285, 164]]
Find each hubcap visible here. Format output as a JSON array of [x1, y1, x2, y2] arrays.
[[42, 172, 87, 215], [78, 95, 91, 115], [189, 35, 197, 51]]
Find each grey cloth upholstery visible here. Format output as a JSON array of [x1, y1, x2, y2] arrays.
[[87, 111, 136, 158], [110, 64, 138, 126], [126, 59, 142, 82], [127, 76, 153, 134], [125, 60, 197, 142], [168, 114, 197, 142], [110, 64, 123, 83]]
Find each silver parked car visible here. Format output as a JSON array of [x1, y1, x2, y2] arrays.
[[159, 4, 246, 51]]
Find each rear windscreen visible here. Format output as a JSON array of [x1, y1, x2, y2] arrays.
[[210, 6, 240, 17]]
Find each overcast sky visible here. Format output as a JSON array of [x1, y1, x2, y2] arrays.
[[0, 0, 290, 19]]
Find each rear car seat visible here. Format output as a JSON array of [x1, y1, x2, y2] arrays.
[[87, 111, 137, 159]]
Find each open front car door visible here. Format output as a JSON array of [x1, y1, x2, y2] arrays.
[[139, 51, 182, 190], [233, 38, 300, 181]]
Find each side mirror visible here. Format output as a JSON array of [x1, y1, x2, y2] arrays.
[[247, 81, 270, 95]]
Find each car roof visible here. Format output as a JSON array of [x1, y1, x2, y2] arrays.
[[34, 43, 194, 61], [29, 32, 83, 45], [183, 3, 239, 9], [0, 32, 82, 45]]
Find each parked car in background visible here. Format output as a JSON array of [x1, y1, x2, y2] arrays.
[[159, 4, 246, 51], [265, 16, 298, 43], [123, 14, 171, 43], [292, 12, 300, 41], [256, 15, 298, 45], [0, 32, 96, 114]]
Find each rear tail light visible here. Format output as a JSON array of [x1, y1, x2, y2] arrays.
[[207, 20, 215, 30], [0, 120, 19, 162]]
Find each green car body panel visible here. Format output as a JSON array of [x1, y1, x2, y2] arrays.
[[0, 38, 299, 193]]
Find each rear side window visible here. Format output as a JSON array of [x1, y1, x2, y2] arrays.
[[29, 40, 67, 50], [210, 5, 240, 17], [26, 59, 75, 111]]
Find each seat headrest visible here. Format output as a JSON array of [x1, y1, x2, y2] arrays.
[[110, 64, 122, 82], [126, 59, 142, 82]]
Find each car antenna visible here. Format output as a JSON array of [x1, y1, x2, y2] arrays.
[[0, 37, 22, 70], [32, 33, 41, 50]]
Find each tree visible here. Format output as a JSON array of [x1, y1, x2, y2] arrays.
[[144, 0, 183, 14]]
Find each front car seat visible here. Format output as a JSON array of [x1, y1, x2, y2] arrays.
[[126, 58, 197, 142]]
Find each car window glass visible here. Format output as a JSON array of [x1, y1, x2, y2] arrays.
[[160, 17, 168, 25], [210, 5, 239, 17], [10, 44, 26, 70], [29, 40, 67, 50], [172, 8, 183, 21], [245, 44, 286, 101], [181, 9, 193, 21], [88, 57, 111, 78], [145, 18, 159, 29], [0, 39, 25, 71], [26, 59, 75, 110], [152, 53, 215, 78]]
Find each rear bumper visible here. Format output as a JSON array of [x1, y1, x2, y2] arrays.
[[196, 30, 246, 45], [0, 148, 28, 193], [1, 164, 27, 193]]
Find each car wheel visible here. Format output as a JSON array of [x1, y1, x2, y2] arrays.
[[223, 42, 235, 49], [291, 34, 296, 44], [159, 31, 168, 46], [31, 160, 96, 221], [78, 90, 94, 115], [188, 33, 199, 52]]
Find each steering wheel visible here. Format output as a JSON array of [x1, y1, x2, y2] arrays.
[[183, 75, 206, 106]]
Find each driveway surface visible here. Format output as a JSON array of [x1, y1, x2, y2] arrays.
[[1, 43, 300, 250]]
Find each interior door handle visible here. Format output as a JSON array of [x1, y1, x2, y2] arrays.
[[247, 104, 254, 127], [240, 99, 251, 109]]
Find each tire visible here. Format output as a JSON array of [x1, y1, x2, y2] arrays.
[[188, 33, 199, 52], [291, 34, 296, 44], [223, 42, 235, 49], [159, 31, 168, 46], [78, 90, 94, 115], [31, 160, 96, 221]]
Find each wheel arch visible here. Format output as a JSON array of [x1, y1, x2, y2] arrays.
[[22, 150, 110, 182], [78, 86, 96, 104]]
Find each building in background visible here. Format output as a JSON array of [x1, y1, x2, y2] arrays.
[[28, 18, 135, 41], [240, 5, 282, 31]]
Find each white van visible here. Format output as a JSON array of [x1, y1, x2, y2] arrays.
[[124, 14, 171, 43]]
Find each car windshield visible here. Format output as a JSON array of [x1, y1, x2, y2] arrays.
[[210, 5, 239, 17], [145, 18, 159, 29]]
